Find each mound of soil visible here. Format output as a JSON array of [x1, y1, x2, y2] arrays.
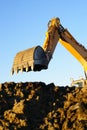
[[0, 82, 87, 130]]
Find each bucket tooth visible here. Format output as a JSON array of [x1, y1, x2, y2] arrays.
[[15, 68, 18, 74], [26, 67, 29, 72], [11, 69, 14, 75], [31, 65, 34, 71], [20, 67, 23, 73]]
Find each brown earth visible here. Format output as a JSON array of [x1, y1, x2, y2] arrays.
[[0, 82, 87, 130]]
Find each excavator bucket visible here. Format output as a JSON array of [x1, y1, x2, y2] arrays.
[[11, 46, 48, 75]]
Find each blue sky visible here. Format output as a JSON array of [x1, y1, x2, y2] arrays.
[[0, 0, 87, 86]]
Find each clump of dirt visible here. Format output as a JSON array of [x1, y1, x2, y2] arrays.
[[0, 82, 87, 130]]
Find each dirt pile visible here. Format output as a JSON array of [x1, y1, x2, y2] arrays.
[[0, 82, 87, 130]]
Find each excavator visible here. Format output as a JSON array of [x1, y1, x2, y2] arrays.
[[11, 17, 87, 87]]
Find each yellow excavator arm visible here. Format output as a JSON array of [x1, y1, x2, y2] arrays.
[[42, 18, 87, 78], [59, 29, 87, 75], [11, 17, 87, 78]]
